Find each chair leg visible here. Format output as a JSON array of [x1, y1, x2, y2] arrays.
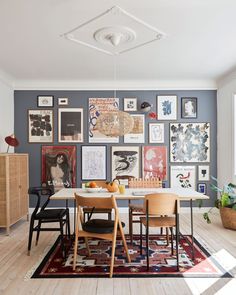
[[59, 220, 66, 259], [170, 227, 174, 256], [67, 210, 71, 238], [118, 220, 131, 263], [73, 216, 80, 270], [129, 207, 133, 244], [108, 212, 112, 220], [110, 222, 118, 278], [85, 238, 91, 256], [35, 220, 41, 246], [166, 227, 169, 246], [140, 222, 143, 255], [27, 218, 35, 255], [176, 214, 180, 272], [146, 225, 149, 271]]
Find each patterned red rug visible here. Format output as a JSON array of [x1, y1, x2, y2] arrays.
[[31, 235, 232, 278]]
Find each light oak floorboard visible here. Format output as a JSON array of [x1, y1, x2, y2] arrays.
[[0, 212, 236, 295]]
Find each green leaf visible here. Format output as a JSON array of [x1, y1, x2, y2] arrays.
[[197, 199, 203, 208], [203, 212, 211, 224]]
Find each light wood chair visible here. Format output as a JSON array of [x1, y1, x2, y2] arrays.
[[83, 181, 112, 221], [140, 193, 180, 271], [128, 178, 162, 244], [73, 193, 131, 278]]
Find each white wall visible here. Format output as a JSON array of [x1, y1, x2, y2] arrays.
[[0, 77, 14, 152], [217, 73, 236, 187]]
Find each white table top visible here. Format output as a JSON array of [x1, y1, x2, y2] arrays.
[[50, 187, 209, 201]]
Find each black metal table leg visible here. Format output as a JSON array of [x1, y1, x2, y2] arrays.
[[190, 199, 195, 260]]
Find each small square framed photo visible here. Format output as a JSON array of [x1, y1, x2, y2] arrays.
[[198, 165, 210, 181], [197, 183, 207, 195], [181, 97, 197, 119], [37, 96, 54, 107], [58, 97, 68, 106], [124, 98, 137, 111]]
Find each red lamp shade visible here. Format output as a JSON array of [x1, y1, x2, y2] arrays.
[[5, 134, 19, 148]]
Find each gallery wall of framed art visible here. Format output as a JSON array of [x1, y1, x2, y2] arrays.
[[14, 89, 217, 207]]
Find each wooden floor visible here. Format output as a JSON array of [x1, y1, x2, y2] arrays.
[[0, 211, 236, 295]]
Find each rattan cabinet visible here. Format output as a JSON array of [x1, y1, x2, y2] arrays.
[[0, 153, 29, 235]]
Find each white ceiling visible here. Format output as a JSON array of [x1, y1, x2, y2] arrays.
[[1, 0, 236, 89]]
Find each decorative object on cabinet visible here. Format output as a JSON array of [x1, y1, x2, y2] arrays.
[[5, 134, 19, 152], [58, 97, 69, 106], [89, 97, 120, 142], [140, 101, 152, 113], [124, 114, 145, 143], [96, 111, 134, 137], [111, 146, 140, 185], [170, 166, 196, 189], [170, 123, 210, 162], [28, 109, 53, 143], [142, 146, 167, 180], [198, 165, 210, 181], [149, 123, 164, 143], [181, 97, 197, 119], [41, 145, 76, 192], [81, 145, 107, 180], [0, 154, 29, 235], [157, 95, 177, 120], [58, 108, 83, 142], [124, 98, 137, 111], [37, 96, 54, 107]]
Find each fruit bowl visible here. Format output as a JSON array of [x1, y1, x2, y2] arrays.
[[85, 187, 102, 193]]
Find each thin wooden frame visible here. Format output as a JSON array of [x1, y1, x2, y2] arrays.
[[149, 123, 165, 143], [81, 145, 107, 180], [28, 109, 53, 143]]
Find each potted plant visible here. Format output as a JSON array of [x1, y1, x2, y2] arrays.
[[203, 176, 236, 229]]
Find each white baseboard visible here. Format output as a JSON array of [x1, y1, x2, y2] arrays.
[[29, 207, 212, 214]]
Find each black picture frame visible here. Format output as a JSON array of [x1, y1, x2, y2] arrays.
[[197, 183, 207, 195], [181, 97, 197, 119], [37, 96, 54, 107]]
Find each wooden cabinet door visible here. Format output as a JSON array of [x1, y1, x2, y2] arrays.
[[0, 157, 7, 226], [19, 155, 28, 217]]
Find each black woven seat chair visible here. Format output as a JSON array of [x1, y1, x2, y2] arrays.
[[27, 187, 70, 258]]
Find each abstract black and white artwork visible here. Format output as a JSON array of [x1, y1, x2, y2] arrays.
[[157, 95, 177, 120], [170, 123, 210, 162], [111, 146, 140, 185], [198, 165, 210, 181], [170, 166, 196, 189], [181, 97, 197, 119]]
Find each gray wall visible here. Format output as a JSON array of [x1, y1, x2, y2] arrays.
[[14, 90, 217, 208]]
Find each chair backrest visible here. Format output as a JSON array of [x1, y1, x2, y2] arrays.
[[91, 180, 107, 188], [28, 187, 53, 216], [144, 193, 179, 215], [128, 178, 162, 188]]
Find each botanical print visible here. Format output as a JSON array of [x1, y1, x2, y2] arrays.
[[149, 123, 164, 143], [89, 98, 119, 143], [157, 95, 177, 120], [58, 108, 83, 142], [170, 123, 210, 162], [142, 146, 167, 180], [81, 146, 106, 180], [124, 114, 145, 143], [170, 166, 196, 189], [181, 97, 197, 119], [28, 110, 53, 143], [111, 146, 140, 185], [41, 146, 76, 192], [198, 165, 210, 181]]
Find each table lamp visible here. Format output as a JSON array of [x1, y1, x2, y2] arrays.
[[5, 134, 19, 153]]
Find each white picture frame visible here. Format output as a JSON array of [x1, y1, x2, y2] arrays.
[[198, 165, 210, 181], [149, 123, 164, 143], [58, 108, 83, 143], [124, 114, 145, 143], [37, 96, 54, 107], [81, 145, 107, 180], [170, 166, 196, 189], [124, 98, 137, 111], [157, 95, 177, 120], [58, 97, 68, 106]]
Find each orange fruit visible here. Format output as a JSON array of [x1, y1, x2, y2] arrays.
[[89, 181, 97, 188]]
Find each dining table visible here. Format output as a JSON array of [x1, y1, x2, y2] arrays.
[[50, 187, 209, 260]]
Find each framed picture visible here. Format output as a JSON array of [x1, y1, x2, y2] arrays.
[[37, 96, 54, 107], [197, 183, 207, 195], [58, 108, 83, 142], [124, 114, 145, 143], [181, 97, 197, 118], [142, 146, 167, 180], [198, 165, 210, 181], [28, 109, 53, 143], [41, 145, 76, 192], [170, 123, 210, 162], [111, 146, 140, 185], [89, 97, 119, 143], [58, 97, 68, 106], [149, 123, 164, 143], [157, 95, 177, 120], [124, 98, 137, 111], [170, 166, 196, 189], [81, 145, 107, 180]]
